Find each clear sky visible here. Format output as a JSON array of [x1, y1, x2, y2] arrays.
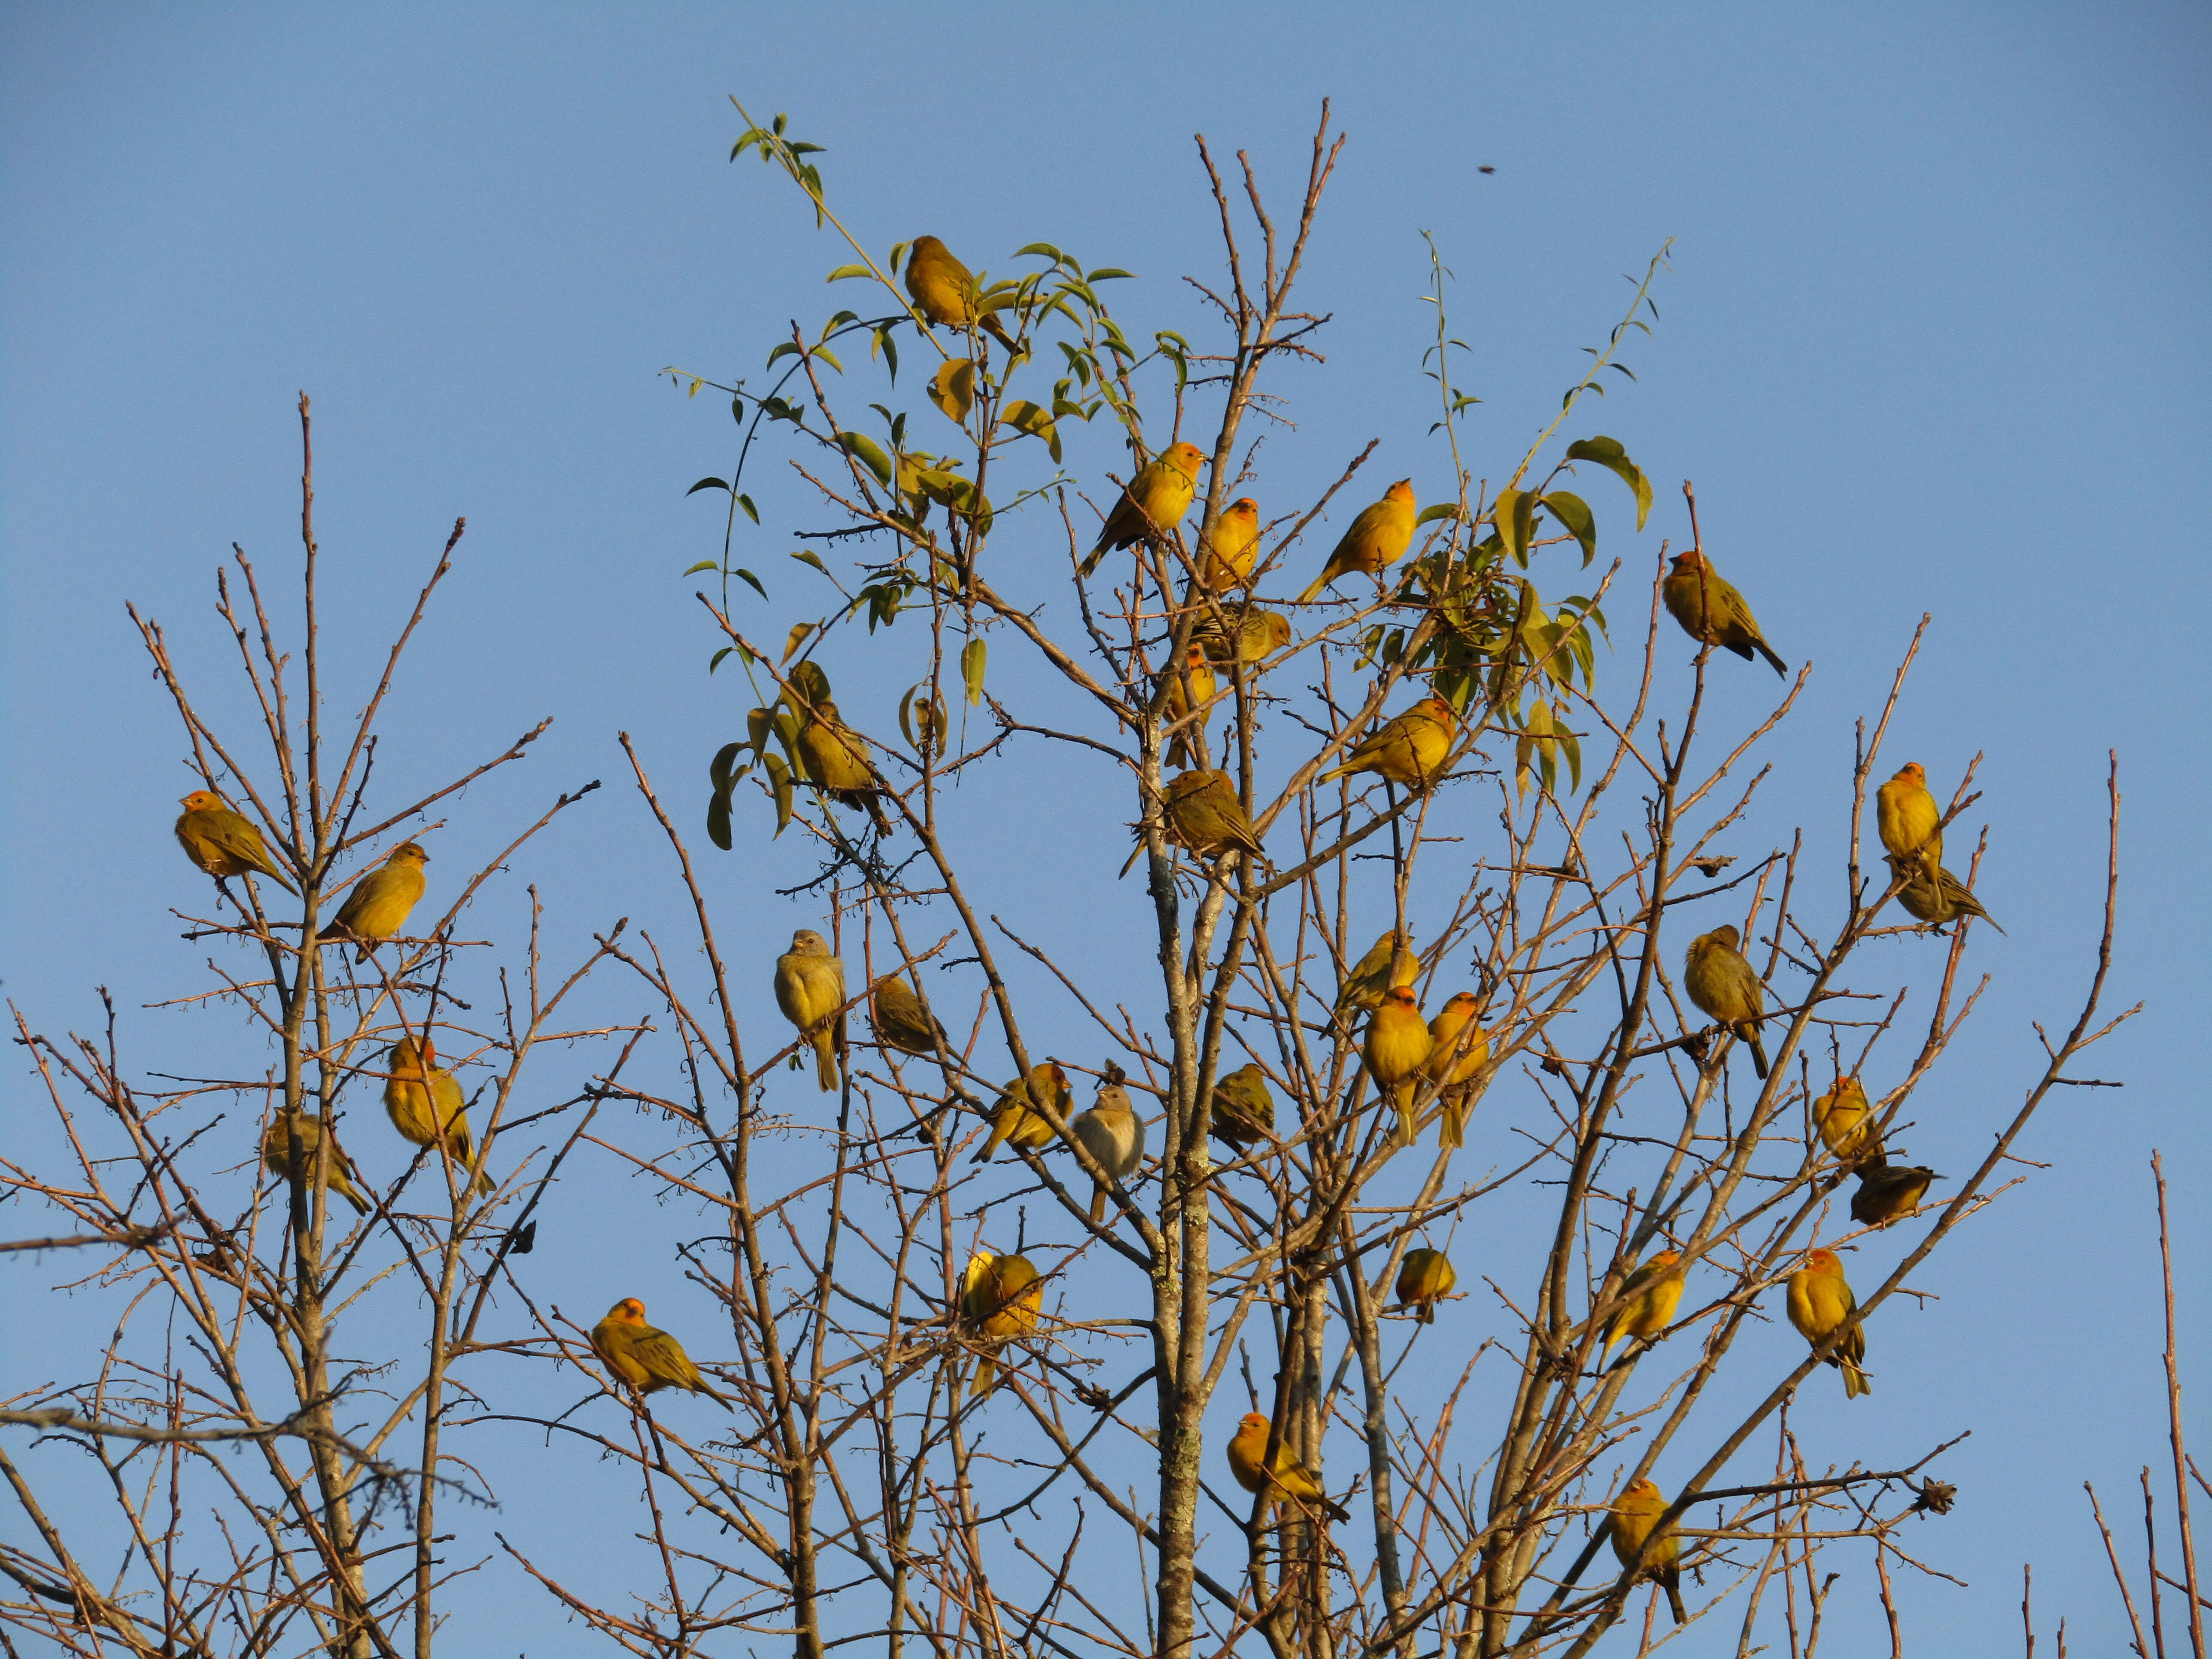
[[3, 3, 2207, 1652]]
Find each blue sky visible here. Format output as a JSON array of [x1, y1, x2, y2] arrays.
[[4, 4, 2207, 1652]]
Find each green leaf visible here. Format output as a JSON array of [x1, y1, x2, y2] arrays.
[[763, 752, 794, 838], [1492, 487, 1537, 566], [997, 399, 1062, 463], [688, 477, 729, 495], [1563, 436, 1652, 531], [1013, 242, 1062, 261], [746, 705, 774, 759], [1540, 490, 1597, 566], [929, 358, 976, 425], [888, 240, 908, 275], [839, 430, 894, 486], [784, 621, 814, 662], [766, 341, 801, 370], [960, 637, 987, 707], [735, 568, 768, 601], [826, 264, 872, 283], [731, 395, 746, 424], [791, 549, 830, 575], [1414, 503, 1464, 527], [1085, 267, 1136, 281], [684, 559, 720, 576], [710, 645, 734, 673], [708, 741, 745, 851], [737, 494, 760, 525]]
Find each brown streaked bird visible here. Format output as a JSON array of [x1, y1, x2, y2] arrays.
[[329, 842, 429, 961], [1683, 924, 1770, 1079], [1660, 548, 1786, 676], [1159, 769, 1266, 863], [175, 790, 296, 893], [1209, 1062, 1276, 1152], [870, 974, 945, 1057], [591, 1298, 731, 1405], [1851, 1164, 1936, 1227], [260, 1110, 371, 1215], [1887, 853, 2003, 934]]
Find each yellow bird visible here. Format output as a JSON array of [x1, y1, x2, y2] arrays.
[[1876, 762, 1943, 878], [1083, 441, 1206, 575], [1197, 497, 1261, 590], [1887, 854, 2003, 934], [1297, 479, 1418, 602], [383, 1036, 489, 1197], [1660, 549, 1786, 676], [903, 235, 1019, 354], [1159, 769, 1266, 863], [1159, 644, 1220, 769], [1072, 1067, 1145, 1223], [1227, 1412, 1349, 1522], [1318, 697, 1458, 792], [1364, 984, 1434, 1146], [973, 1061, 1072, 1163], [591, 1298, 731, 1405], [1195, 608, 1293, 667], [260, 1110, 371, 1215], [870, 975, 945, 1057], [175, 790, 296, 893], [1787, 1247, 1870, 1398], [1601, 1251, 1685, 1359], [960, 1250, 1044, 1398], [1683, 924, 1770, 1080], [1811, 1076, 1882, 1167], [1609, 1478, 1688, 1625], [1334, 930, 1418, 1024], [775, 929, 846, 1092], [1395, 1248, 1457, 1325], [1426, 991, 1490, 1149], [330, 842, 429, 961], [1851, 1164, 1936, 1227], [794, 701, 876, 808], [1209, 1062, 1276, 1152]]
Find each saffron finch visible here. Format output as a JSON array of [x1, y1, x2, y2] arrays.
[[1296, 479, 1418, 602], [1876, 762, 1943, 878], [1425, 991, 1490, 1149], [1228, 1412, 1349, 1522], [1334, 930, 1418, 1023], [1317, 697, 1458, 791], [1683, 924, 1770, 1079], [1364, 984, 1434, 1146], [1601, 1251, 1685, 1359], [260, 1110, 371, 1215], [775, 929, 845, 1092], [1072, 1066, 1145, 1223], [383, 1036, 489, 1197], [903, 235, 1019, 354], [1395, 1248, 1457, 1325], [330, 842, 429, 960], [1082, 441, 1206, 576], [960, 1250, 1043, 1398], [592, 1298, 730, 1405], [1609, 1477, 1688, 1625], [870, 974, 945, 1057], [1209, 1062, 1276, 1152], [1160, 769, 1265, 862], [1787, 1247, 1870, 1399], [1197, 497, 1261, 590], [973, 1061, 1071, 1163], [1887, 854, 2003, 934], [1195, 607, 1292, 667], [794, 702, 876, 808], [175, 790, 297, 893], [1811, 1076, 1882, 1167], [1660, 549, 1786, 676], [1850, 1163, 1936, 1227], [1159, 644, 1220, 769]]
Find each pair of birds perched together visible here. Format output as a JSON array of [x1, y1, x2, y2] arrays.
[[258, 1034, 493, 1213]]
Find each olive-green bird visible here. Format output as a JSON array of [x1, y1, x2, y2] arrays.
[[1887, 854, 2003, 934], [1159, 769, 1266, 862], [1194, 608, 1293, 667], [330, 842, 429, 961], [795, 701, 876, 809], [1395, 1247, 1457, 1325], [870, 974, 945, 1057], [1683, 924, 1770, 1079], [1851, 1162, 1937, 1227], [383, 1036, 491, 1197], [775, 929, 846, 1092], [1209, 1062, 1276, 1152], [1333, 930, 1418, 1026], [175, 790, 297, 893], [261, 1110, 371, 1215], [1082, 442, 1206, 576], [904, 235, 1020, 354], [1601, 1251, 1686, 1359], [1297, 480, 1418, 602], [1661, 549, 1786, 675]]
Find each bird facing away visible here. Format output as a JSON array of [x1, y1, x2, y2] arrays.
[[869, 975, 945, 1057], [1851, 1164, 1936, 1227], [382, 1036, 489, 1197], [1425, 991, 1490, 1149], [1787, 1248, 1870, 1398], [175, 790, 297, 893], [1160, 769, 1266, 862], [1197, 497, 1261, 590], [794, 702, 876, 808], [960, 1251, 1043, 1398], [1159, 644, 1221, 769], [592, 1298, 730, 1405], [1395, 1248, 1457, 1325], [1876, 762, 1943, 878], [1610, 1478, 1689, 1626], [1364, 985, 1434, 1147], [1082, 442, 1206, 575], [1227, 1413, 1349, 1522], [261, 1111, 371, 1215], [1887, 853, 2003, 933], [903, 235, 1019, 354], [330, 842, 429, 960], [1683, 924, 1770, 1079], [1297, 480, 1418, 602], [1318, 697, 1458, 792], [973, 1061, 1072, 1163], [1811, 1077, 1883, 1167], [1072, 1068, 1145, 1223], [1209, 1062, 1276, 1152], [1660, 549, 1787, 676], [1601, 1251, 1686, 1359], [775, 929, 846, 1092]]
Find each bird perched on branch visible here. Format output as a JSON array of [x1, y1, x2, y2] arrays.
[[1197, 497, 1261, 590], [1851, 1163, 1936, 1227], [1683, 924, 1770, 1079], [1159, 769, 1266, 863], [1364, 985, 1434, 1146], [1609, 1477, 1688, 1625], [1601, 1250, 1685, 1360], [1876, 762, 1943, 879], [383, 1036, 490, 1197], [775, 929, 845, 1092], [870, 975, 945, 1057], [1072, 1066, 1144, 1224], [1395, 1248, 1457, 1325], [330, 842, 429, 960], [1318, 697, 1458, 792], [1158, 644, 1220, 769], [261, 1110, 371, 1215], [903, 235, 1020, 354], [175, 790, 297, 893], [1209, 1063, 1276, 1152], [974, 1061, 1071, 1163], [961, 1251, 1043, 1398], [794, 702, 876, 808], [1082, 442, 1206, 576], [1787, 1247, 1870, 1398], [1425, 992, 1490, 1149], [1811, 1076, 1882, 1167], [1297, 480, 1417, 602], [1660, 549, 1786, 676], [592, 1298, 731, 1406], [1887, 853, 2002, 934], [1228, 1413, 1349, 1522], [1334, 930, 1418, 1024], [1194, 607, 1292, 667]]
